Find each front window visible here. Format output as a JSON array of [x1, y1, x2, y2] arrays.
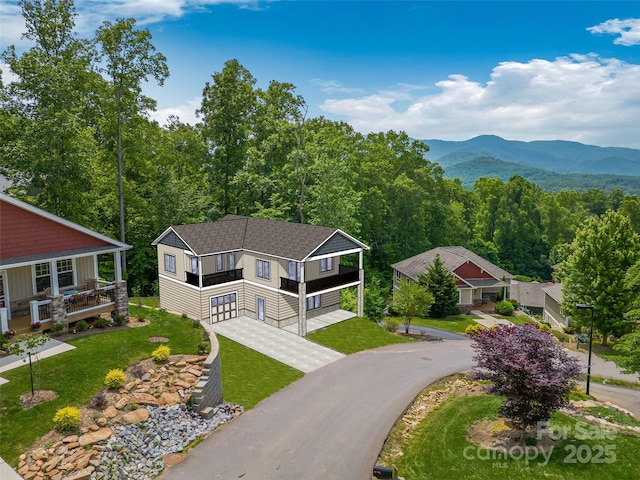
[[57, 259, 74, 288], [229, 252, 236, 270], [307, 294, 321, 311], [164, 253, 176, 274], [191, 257, 198, 274], [320, 257, 334, 273], [256, 259, 270, 280], [216, 254, 224, 271], [288, 261, 301, 281], [35, 263, 51, 292]]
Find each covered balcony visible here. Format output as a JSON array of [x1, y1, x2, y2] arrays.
[[280, 265, 360, 294], [185, 269, 243, 288]]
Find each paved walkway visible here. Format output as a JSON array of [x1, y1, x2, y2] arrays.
[[471, 310, 513, 327], [0, 338, 76, 385], [206, 316, 345, 373]]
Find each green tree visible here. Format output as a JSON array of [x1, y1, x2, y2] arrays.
[[392, 278, 434, 334], [562, 210, 640, 344], [1, 0, 100, 221], [95, 17, 169, 271], [613, 328, 640, 374], [418, 254, 458, 318], [199, 59, 257, 216]]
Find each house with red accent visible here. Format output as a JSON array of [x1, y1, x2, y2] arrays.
[[391, 246, 514, 313], [152, 215, 368, 336], [0, 193, 131, 334]]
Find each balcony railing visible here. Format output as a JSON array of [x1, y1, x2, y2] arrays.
[[186, 269, 243, 288], [280, 265, 360, 294], [64, 286, 115, 315]]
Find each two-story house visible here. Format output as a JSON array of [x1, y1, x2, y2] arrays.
[[152, 215, 368, 336]]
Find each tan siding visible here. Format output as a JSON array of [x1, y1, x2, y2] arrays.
[[7, 265, 33, 300], [279, 294, 298, 320], [305, 256, 341, 281], [323, 290, 340, 307], [75, 256, 95, 286], [158, 277, 202, 320], [201, 255, 218, 275], [243, 283, 280, 325], [157, 245, 185, 281], [244, 253, 280, 289]]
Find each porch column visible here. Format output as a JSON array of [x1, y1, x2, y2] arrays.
[[114, 251, 123, 282], [48, 295, 67, 327], [50, 260, 60, 295], [114, 280, 129, 318], [198, 257, 203, 288], [93, 255, 99, 281], [357, 251, 364, 317], [298, 264, 307, 336], [0, 307, 7, 333]]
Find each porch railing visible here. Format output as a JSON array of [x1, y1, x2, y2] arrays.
[[65, 285, 116, 315], [186, 269, 243, 288], [37, 300, 51, 322], [280, 265, 360, 294]]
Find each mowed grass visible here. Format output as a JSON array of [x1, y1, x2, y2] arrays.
[[306, 316, 413, 354], [411, 315, 480, 334], [392, 395, 640, 480], [217, 336, 303, 409], [129, 296, 160, 308]]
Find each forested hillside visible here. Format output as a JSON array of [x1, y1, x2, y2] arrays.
[[3, 1, 640, 297]]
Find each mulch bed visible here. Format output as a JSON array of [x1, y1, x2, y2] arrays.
[[20, 390, 58, 409]]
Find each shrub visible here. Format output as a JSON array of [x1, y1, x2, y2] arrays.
[[563, 326, 577, 335], [465, 323, 486, 336], [104, 369, 126, 389], [495, 300, 515, 316], [92, 390, 108, 409], [53, 406, 81, 432], [506, 298, 519, 309], [75, 320, 89, 332], [93, 318, 110, 329], [381, 317, 400, 333], [114, 315, 126, 326], [151, 344, 171, 362], [50, 323, 65, 334]]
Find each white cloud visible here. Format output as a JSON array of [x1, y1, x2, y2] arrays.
[[149, 96, 202, 126], [319, 54, 640, 148], [0, 62, 19, 84], [588, 18, 640, 46], [310, 79, 365, 95]]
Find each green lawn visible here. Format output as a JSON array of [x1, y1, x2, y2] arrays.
[[306, 316, 413, 354], [411, 315, 480, 334], [129, 296, 160, 308], [218, 336, 303, 409], [0, 307, 302, 466], [389, 394, 640, 479]]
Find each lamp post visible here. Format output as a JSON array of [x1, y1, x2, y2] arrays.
[[576, 304, 595, 395]]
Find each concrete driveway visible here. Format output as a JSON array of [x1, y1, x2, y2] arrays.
[[161, 339, 475, 480]]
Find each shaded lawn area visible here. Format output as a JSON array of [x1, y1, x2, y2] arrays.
[[505, 314, 539, 326], [411, 315, 480, 334], [217, 336, 303, 410], [306, 316, 413, 354], [129, 296, 160, 308], [392, 395, 640, 480]]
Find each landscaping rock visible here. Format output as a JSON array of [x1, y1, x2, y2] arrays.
[[79, 428, 113, 446], [103, 406, 117, 418], [122, 407, 150, 425]]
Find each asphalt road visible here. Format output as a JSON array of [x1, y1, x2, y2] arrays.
[[161, 339, 475, 480], [587, 383, 640, 418]]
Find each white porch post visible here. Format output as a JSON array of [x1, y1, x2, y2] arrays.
[[29, 300, 40, 325], [93, 254, 99, 281], [0, 308, 8, 333], [357, 250, 364, 318], [198, 257, 203, 288], [50, 260, 59, 295], [114, 251, 122, 281], [298, 263, 307, 336]]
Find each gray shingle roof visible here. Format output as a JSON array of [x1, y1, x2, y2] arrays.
[[510, 280, 547, 308], [391, 246, 513, 281], [541, 283, 563, 303], [159, 215, 366, 261]]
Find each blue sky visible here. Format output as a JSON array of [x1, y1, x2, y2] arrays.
[[2, 1, 640, 148]]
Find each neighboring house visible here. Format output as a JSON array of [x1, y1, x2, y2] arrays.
[[0, 193, 130, 334], [391, 246, 514, 313], [542, 283, 567, 327], [152, 215, 368, 336], [510, 280, 548, 315]]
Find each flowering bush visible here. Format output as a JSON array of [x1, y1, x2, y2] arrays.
[[104, 368, 126, 389], [53, 406, 81, 431], [151, 345, 171, 362]]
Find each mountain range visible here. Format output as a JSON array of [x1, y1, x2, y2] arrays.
[[421, 135, 640, 194]]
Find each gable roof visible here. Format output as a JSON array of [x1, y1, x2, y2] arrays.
[[542, 283, 563, 303], [0, 193, 130, 267], [391, 246, 513, 282], [510, 280, 547, 308], [152, 215, 368, 261]]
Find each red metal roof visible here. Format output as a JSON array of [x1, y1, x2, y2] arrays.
[[0, 199, 112, 261]]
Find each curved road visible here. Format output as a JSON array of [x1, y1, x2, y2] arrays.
[[162, 339, 475, 480]]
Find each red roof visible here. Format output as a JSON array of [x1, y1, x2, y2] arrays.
[[0, 197, 114, 261]]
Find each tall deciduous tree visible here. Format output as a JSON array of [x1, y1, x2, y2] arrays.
[[95, 18, 168, 272], [1, 0, 99, 221], [562, 210, 640, 344], [199, 59, 257, 216], [470, 323, 581, 439], [392, 278, 434, 334], [418, 254, 459, 318]]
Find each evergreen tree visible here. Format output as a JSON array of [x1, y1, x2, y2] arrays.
[[418, 254, 459, 318]]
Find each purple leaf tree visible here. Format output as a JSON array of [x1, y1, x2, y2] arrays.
[[470, 323, 581, 440]]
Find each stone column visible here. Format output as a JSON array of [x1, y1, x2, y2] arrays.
[[0, 307, 8, 333], [357, 268, 365, 318], [114, 280, 129, 318], [298, 282, 307, 337], [49, 295, 67, 327]]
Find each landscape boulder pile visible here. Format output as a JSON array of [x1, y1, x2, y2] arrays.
[[16, 354, 243, 480]]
